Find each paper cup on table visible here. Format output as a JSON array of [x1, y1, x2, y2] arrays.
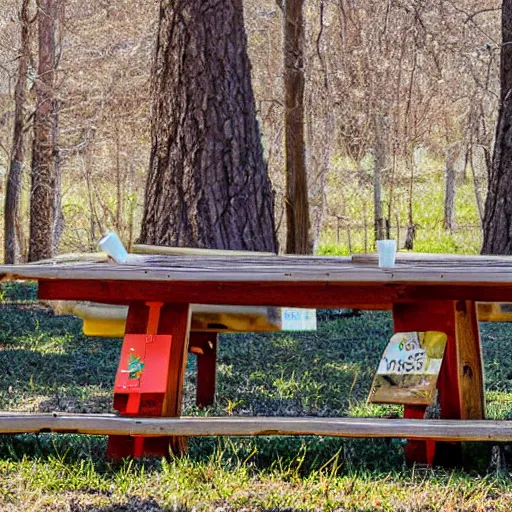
[[377, 240, 397, 268], [98, 232, 129, 263]]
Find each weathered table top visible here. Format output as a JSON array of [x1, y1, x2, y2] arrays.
[[2, 252, 512, 283], [3, 252, 512, 307]]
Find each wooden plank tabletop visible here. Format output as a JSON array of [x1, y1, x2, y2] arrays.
[[3, 253, 512, 284]]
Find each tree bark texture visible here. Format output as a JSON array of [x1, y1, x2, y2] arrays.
[[443, 143, 459, 232], [470, 148, 485, 227], [51, 1, 64, 253], [482, 0, 512, 254], [4, 0, 30, 264], [29, 0, 60, 262], [284, 0, 310, 254], [139, 0, 276, 252]]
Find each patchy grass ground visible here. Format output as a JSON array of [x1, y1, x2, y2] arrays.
[[1, 283, 512, 510]]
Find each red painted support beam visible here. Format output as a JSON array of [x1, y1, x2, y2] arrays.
[[107, 301, 191, 459], [393, 301, 484, 467], [38, 279, 512, 308]]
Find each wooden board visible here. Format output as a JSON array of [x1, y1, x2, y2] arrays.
[[158, 303, 191, 419], [6, 254, 512, 284], [455, 301, 485, 420], [477, 302, 512, 322], [192, 332, 218, 408], [133, 244, 276, 257], [55, 302, 281, 336], [36, 279, 512, 307], [26, 253, 108, 264], [1, 413, 512, 442], [351, 253, 512, 264]]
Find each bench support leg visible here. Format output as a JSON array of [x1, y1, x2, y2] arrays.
[[107, 301, 191, 459], [393, 300, 485, 467], [190, 332, 218, 408]]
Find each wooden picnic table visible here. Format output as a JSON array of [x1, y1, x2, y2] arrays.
[[2, 251, 512, 465]]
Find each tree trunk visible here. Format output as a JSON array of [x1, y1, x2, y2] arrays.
[[469, 147, 485, 229], [404, 149, 416, 251], [52, 108, 64, 252], [4, 0, 30, 264], [29, 0, 60, 262], [443, 143, 459, 232], [482, 0, 512, 254], [139, 0, 276, 252], [308, 0, 332, 253], [310, 112, 334, 253], [373, 115, 386, 242], [284, 0, 310, 254], [52, 1, 64, 253]]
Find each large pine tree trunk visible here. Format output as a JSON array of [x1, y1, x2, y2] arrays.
[[139, 0, 276, 252], [29, 0, 60, 262], [4, 0, 30, 264], [482, 0, 512, 254], [284, 0, 310, 254]]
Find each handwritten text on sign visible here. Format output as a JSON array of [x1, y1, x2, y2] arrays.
[[281, 308, 317, 331], [376, 332, 445, 376]]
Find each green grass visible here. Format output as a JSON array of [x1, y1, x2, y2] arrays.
[[319, 157, 483, 256], [2, 283, 512, 509]]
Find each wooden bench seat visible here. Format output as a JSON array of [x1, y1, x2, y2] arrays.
[[1, 413, 512, 442]]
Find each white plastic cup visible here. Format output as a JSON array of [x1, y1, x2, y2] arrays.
[[377, 240, 397, 268], [98, 232, 129, 263]]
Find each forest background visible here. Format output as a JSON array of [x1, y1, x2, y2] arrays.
[[0, 0, 500, 260]]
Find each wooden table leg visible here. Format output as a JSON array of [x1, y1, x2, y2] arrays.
[[190, 332, 218, 408], [393, 300, 485, 467], [159, 302, 192, 455], [107, 301, 191, 459]]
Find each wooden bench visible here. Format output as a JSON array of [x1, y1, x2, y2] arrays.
[[0, 413, 511, 443]]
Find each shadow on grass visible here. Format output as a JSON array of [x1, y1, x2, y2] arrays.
[[71, 496, 381, 512], [70, 497, 164, 511], [2, 301, 512, 473], [0, 305, 121, 409], [213, 310, 395, 417], [71, 499, 330, 512]]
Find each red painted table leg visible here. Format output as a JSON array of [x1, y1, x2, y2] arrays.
[[190, 332, 218, 408], [159, 302, 191, 455], [393, 300, 484, 467], [403, 405, 435, 466], [107, 301, 191, 459]]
